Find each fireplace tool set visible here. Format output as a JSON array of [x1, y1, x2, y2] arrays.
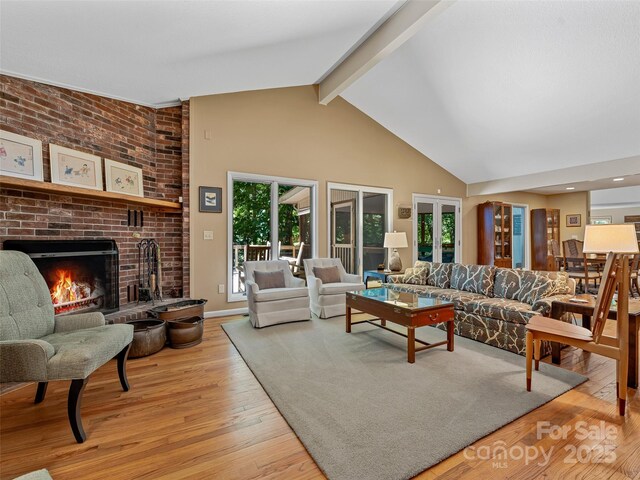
[[136, 239, 163, 304]]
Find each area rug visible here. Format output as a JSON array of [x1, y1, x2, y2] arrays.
[[222, 317, 586, 480]]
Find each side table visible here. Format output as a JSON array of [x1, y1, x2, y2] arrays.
[[363, 270, 394, 289]]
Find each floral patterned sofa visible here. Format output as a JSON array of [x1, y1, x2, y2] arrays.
[[385, 262, 575, 357]]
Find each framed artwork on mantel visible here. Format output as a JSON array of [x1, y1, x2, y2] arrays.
[[104, 159, 144, 197], [50, 144, 103, 190], [0, 130, 44, 181]]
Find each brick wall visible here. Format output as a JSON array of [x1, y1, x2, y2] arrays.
[[0, 75, 189, 304]]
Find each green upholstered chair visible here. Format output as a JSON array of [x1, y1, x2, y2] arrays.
[[0, 251, 134, 443]]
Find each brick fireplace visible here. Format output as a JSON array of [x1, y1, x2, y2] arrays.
[[0, 75, 190, 310]]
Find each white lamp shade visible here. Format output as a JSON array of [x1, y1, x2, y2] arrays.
[[384, 231, 408, 249], [583, 224, 639, 254]]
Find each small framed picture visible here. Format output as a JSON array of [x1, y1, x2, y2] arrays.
[[104, 159, 144, 197], [199, 186, 222, 213], [566, 214, 581, 227], [50, 144, 103, 190], [0, 130, 44, 181]]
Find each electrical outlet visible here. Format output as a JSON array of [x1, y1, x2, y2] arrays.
[[218, 284, 225, 294], [204, 230, 213, 240]]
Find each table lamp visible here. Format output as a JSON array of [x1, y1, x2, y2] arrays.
[[384, 231, 408, 272], [582, 224, 638, 341]]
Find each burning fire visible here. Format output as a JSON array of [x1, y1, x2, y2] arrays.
[[50, 269, 91, 305]]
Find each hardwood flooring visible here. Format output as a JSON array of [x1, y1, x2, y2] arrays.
[[1, 316, 638, 480]]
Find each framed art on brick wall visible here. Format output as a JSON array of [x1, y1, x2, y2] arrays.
[[0, 130, 44, 181], [104, 159, 144, 197], [50, 144, 103, 190]]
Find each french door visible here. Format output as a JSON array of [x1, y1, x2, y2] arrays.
[[328, 183, 393, 275], [331, 200, 355, 273], [412, 195, 462, 264]]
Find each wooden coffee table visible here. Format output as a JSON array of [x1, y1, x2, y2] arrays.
[[346, 287, 455, 363], [550, 294, 640, 388]]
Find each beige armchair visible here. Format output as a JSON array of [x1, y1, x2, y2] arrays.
[[245, 260, 310, 328], [303, 258, 365, 318], [0, 251, 133, 443]]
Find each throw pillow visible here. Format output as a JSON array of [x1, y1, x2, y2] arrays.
[[517, 273, 554, 305], [427, 263, 453, 288], [541, 271, 572, 297], [493, 269, 522, 300], [313, 266, 341, 284], [253, 270, 285, 290], [402, 265, 428, 285], [450, 264, 496, 296]]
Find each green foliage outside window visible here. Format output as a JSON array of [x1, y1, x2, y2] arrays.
[[418, 212, 455, 246], [363, 213, 384, 247], [232, 181, 300, 246]]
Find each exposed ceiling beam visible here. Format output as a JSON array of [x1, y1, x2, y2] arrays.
[[317, 0, 450, 105], [466, 156, 640, 196]]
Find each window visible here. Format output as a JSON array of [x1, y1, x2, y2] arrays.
[[227, 172, 318, 302]]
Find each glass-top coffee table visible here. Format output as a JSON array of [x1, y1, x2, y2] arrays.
[[345, 287, 455, 363]]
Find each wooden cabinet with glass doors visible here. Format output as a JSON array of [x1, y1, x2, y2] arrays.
[[531, 208, 560, 271], [478, 202, 512, 268]]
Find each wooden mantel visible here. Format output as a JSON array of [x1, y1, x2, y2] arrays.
[[0, 176, 182, 211]]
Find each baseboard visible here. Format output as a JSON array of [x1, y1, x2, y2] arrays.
[[204, 307, 248, 319]]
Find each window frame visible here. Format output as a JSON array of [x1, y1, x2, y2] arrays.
[[227, 171, 318, 303]]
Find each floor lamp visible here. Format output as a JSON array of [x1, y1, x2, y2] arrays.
[[526, 224, 638, 415]]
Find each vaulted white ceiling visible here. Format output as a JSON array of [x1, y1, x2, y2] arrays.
[[2, 0, 639, 189], [0, 0, 399, 106], [341, 0, 640, 184]]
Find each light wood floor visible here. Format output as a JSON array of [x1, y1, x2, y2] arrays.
[[1, 316, 638, 480]]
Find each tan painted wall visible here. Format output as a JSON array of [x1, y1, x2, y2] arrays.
[[547, 192, 590, 249], [190, 85, 593, 313], [190, 86, 466, 313]]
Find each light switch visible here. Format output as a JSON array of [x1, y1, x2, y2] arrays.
[[204, 230, 214, 240], [204, 130, 211, 140]]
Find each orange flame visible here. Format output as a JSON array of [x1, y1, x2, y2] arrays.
[[51, 270, 77, 305]]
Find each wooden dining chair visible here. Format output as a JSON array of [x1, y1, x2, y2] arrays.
[[525, 254, 631, 415], [563, 239, 602, 292]]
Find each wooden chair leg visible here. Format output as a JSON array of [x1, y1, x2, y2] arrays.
[[534, 339, 541, 371], [68, 378, 89, 443], [117, 343, 132, 392], [618, 354, 628, 416], [616, 359, 619, 398], [526, 331, 533, 391], [34, 382, 48, 404]]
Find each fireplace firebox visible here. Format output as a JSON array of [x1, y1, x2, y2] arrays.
[[3, 239, 119, 315]]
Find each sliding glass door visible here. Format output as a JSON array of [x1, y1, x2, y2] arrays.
[[413, 195, 461, 264], [328, 183, 392, 275], [228, 172, 317, 302]]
